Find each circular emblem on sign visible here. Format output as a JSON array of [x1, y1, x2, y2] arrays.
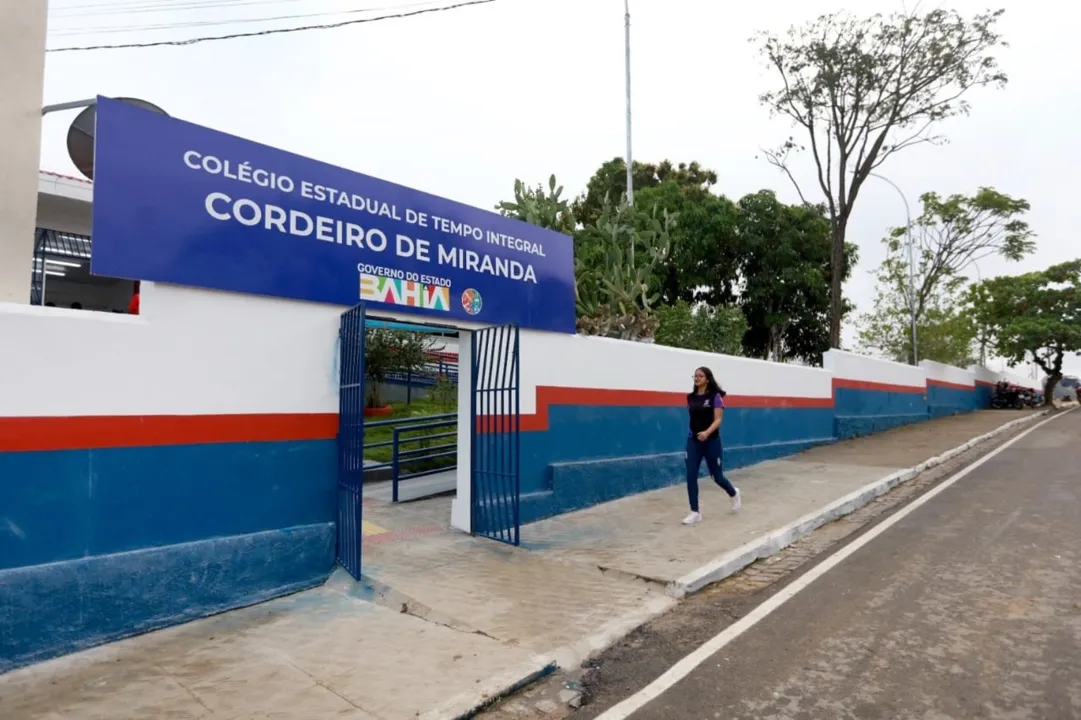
[[461, 288, 483, 315]]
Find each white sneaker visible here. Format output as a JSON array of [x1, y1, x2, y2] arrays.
[[731, 488, 742, 512], [682, 511, 702, 525]]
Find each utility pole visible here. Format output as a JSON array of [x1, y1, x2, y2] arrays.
[[624, 0, 634, 268], [972, 262, 988, 367], [624, 0, 633, 208]]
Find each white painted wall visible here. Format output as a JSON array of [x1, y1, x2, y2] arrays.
[[435, 336, 460, 355], [1001, 371, 1043, 391], [823, 349, 926, 388], [38, 173, 93, 207], [518, 332, 834, 407], [0, 282, 341, 418], [920, 360, 976, 387], [823, 352, 1039, 392], [968, 364, 1041, 391], [0, 3, 48, 304], [968, 365, 1001, 386]]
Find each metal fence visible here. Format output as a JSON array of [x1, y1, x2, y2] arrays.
[[384, 353, 460, 386], [30, 228, 93, 305], [364, 412, 458, 503]]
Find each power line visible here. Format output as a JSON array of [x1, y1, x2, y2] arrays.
[[51, 0, 308, 18], [46, 0, 498, 52], [50, 1, 450, 36]]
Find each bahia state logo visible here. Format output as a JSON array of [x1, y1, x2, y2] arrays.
[[461, 288, 483, 316]]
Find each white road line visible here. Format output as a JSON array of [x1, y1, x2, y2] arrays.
[[594, 410, 1073, 720]]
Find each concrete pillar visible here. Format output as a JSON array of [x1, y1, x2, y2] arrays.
[[0, 1, 49, 304]]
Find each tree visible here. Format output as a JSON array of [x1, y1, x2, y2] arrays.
[[968, 260, 1081, 405], [859, 273, 978, 366], [572, 158, 717, 227], [569, 158, 742, 307], [364, 328, 438, 408], [858, 187, 1034, 364], [735, 190, 857, 364], [753, 8, 1009, 348], [900, 187, 1034, 321], [632, 180, 741, 306], [500, 162, 741, 313], [655, 300, 747, 357]]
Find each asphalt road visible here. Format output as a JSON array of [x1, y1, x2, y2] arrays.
[[589, 410, 1081, 720]]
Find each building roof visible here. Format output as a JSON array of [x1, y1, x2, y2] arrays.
[[40, 169, 91, 185], [39, 169, 92, 203]]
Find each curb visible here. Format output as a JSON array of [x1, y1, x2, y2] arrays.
[[666, 410, 1050, 598], [420, 657, 557, 720], [437, 410, 1050, 718], [427, 596, 677, 719]]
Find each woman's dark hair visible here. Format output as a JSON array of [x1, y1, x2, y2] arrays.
[[693, 366, 726, 397]]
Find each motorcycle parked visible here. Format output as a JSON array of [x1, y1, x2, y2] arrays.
[[991, 381, 1043, 409], [991, 381, 1023, 409]]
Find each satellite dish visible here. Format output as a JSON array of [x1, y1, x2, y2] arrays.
[[66, 97, 168, 181]]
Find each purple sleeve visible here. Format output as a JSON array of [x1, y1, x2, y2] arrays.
[[714, 393, 725, 409]]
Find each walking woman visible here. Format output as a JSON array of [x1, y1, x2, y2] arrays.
[[683, 366, 741, 525]]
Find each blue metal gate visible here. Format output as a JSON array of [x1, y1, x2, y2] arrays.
[[470, 324, 521, 545], [337, 303, 366, 579]]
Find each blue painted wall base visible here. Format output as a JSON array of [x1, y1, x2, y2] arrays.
[[0, 523, 334, 674], [834, 412, 929, 439], [514, 404, 837, 525], [927, 383, 984, 418], [0, 437, 337, 674], [832, 386, 931, 440], [521, 436, 836, 524]]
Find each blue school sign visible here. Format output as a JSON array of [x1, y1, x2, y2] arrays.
[[90, 96, 576, 333]]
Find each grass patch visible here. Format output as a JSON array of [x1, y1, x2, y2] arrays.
[[364, 396, 458, 475]]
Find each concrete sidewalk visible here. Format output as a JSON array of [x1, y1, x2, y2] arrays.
[[0, 410, 1039, 720]]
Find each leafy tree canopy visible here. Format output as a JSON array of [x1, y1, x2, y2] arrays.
[[968, 260, 1081, 403], [859, 273, 978, 367], [632, 181, 741, 306], [898, 187, 1035, 320], [572, 157, 717, 227], [655, 300, 747, 357], [736, 190, 857, 364], [859, 187, 1033, 365]]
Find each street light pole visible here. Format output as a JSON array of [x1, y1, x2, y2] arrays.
[[971, 262, 988, 367], [868, 172, 918, 365], [41, 98, 97, 116], [624, 0, 633, 208]]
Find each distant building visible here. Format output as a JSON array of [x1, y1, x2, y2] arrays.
[[1054, 376, 1080, 400]]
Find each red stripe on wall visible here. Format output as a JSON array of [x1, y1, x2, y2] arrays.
[[479, 386, 833, 433], [832, 378, 925, 394], [926, 378, 975, 391], [0, 413, 338, 452], [7, 381, 877, 450]]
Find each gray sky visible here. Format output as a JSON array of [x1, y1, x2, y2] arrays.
[[41, 0, 1081, 378]]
